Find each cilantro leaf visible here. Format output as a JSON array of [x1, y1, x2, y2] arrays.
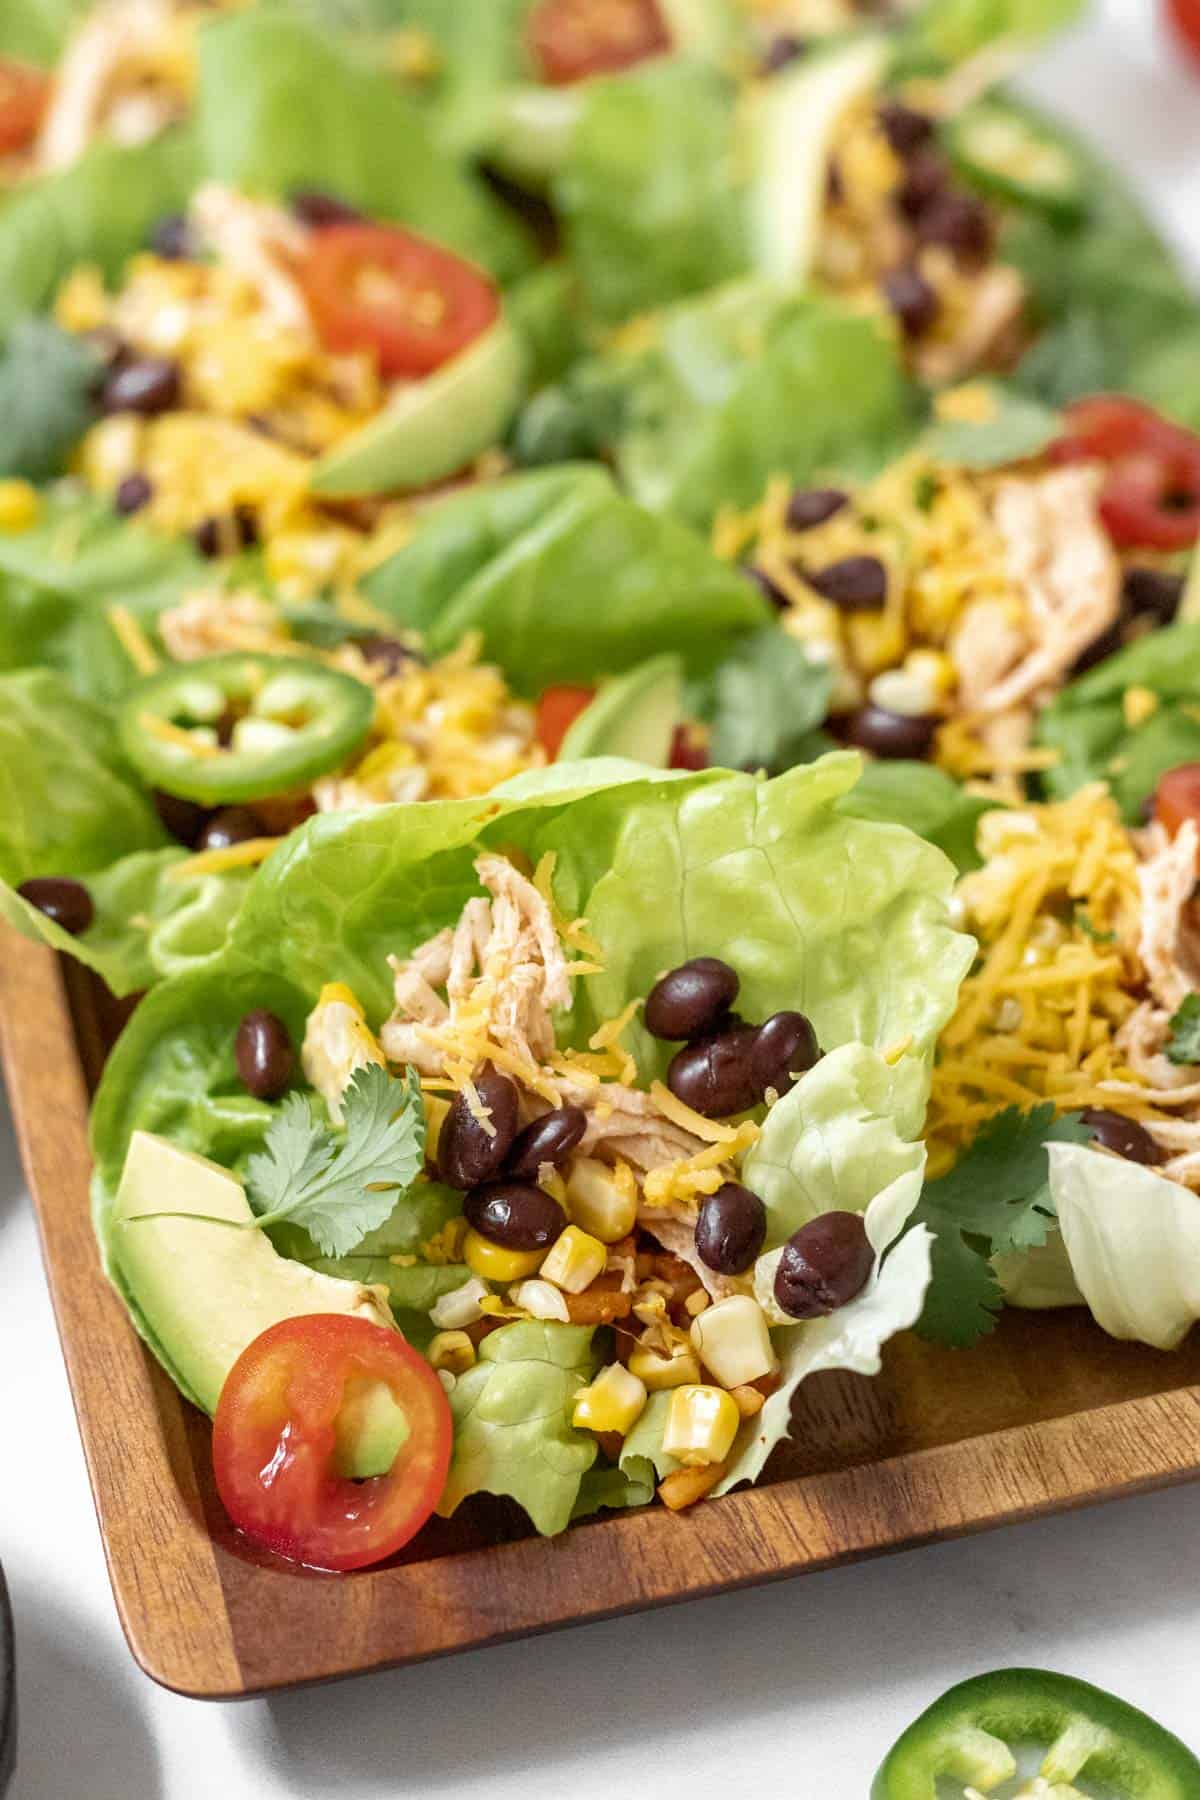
[[1167, 993, 1200, 1066], [913, 1105, 1090, 1348], [245, 1063, 427, 1257], [692, 627, 833, 775], [0, 318, 101, 482]]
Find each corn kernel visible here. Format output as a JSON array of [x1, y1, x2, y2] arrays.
[[565, 1157, 638, 1243], [510, 1278, 570, 1322], [429, 1274, 489, 1330], [54, 265, 108, 333], [539, 1224, 607, 1294], [463, 1228, 545, 1284], [423, 1094, 450, 1165], [0, 480, 39, 533], [427, 1330, 476, 1375], [572, 1361, 647, 1436], [905, 647, 956, 700], [658, 1462, 726, 1511], [690, 1295, 779, 1390], [662, 1385, 740, 1468], [868, 666, 937, 719], [627, 1345, 702, 1392]]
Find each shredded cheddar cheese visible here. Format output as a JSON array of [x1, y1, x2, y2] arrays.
[[106, 603, 160, 674], [165, 836, 278, 879]]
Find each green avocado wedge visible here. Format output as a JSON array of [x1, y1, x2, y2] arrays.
[[111, 1131, 406, 1478], [310, 317, 526, 497], [558, 655, 684, 767]]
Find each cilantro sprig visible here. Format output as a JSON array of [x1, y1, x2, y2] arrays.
[[913, 1104, 1090, 1348], [245, 1062, 427, 1257], [0, 318, 102, 482], [1166, 993, 1200, 1066]]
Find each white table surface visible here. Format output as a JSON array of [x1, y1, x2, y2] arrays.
[[4, 4, 1200, 1794]]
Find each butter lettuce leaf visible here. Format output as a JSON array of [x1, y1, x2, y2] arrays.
[[836, 760, 997, 875], [439, 1321, 599, 1535], [1049, 1142, 1200, 1350], [900, 0, 1086, 63]]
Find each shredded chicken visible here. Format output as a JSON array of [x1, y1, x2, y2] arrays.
[[638, 1209, 747, 1304], [314, 766, 431, 813], [1133, 819, 1200, 1013], [917, 264, 1027, 386], [36, 0, 187, 172], [189, 183, 314, 336], [157, 587, 293, 662], [957, 466, 1121, 719], [948, 597, 1028, 713]]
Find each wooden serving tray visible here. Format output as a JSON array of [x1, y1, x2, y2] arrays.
[[6, 920, 1200, 1700]]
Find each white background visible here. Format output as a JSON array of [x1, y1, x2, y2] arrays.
[[4, 2, 1200, 1793]]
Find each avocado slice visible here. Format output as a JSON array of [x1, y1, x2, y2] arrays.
[[659, 0, 741, 60], [110, 1131, 407, 1478], [310, 315, 526, 497], [558, 654, 683, 767], [489, 87, 584, 187], [748, 34, 890, 286]]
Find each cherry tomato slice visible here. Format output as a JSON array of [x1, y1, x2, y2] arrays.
[[0, 58, 51, 157], [1167, 0, 1200, 64], [298, 224, 499, 379], [1051, 396, 1200, 550], [213, 1314, 452, 1571], [527, 0, 671, 85], [668, 723, 708, 771], [1154, 765, 1200, 862], [536, 683, 595, 758]]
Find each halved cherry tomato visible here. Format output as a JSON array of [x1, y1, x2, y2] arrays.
[[297, 224, 499, 379], [536, 683, 595, 757], [1168, 0, 1200, 64], [212, 1314, 452, 1571], [0, 58, 51, 157], [1051, 396, 1200, 550], [1153, 764, 1200, 864], [668, 723, 708, 771], [527, 0, 671, 85]]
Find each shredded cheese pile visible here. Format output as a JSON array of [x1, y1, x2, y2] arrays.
[[925, 785, 1166, 1171]]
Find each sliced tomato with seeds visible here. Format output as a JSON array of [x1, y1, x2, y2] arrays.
[[298, 224, 499, 379], [1167, 0, 1200, 63], [212, 1314, 452, 1571], [1051, 395, 1200, 550], [536, 683, 595, 758], [0, 58, 51, 156], [1153, 764, 1200, 866], [527, 0, 671, 85]]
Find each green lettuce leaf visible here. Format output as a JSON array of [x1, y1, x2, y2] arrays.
[[0, 846, 252, 996], [690, 627, 832, 775], [921, 384, 1061, 470], [900, 0, 1087, 64], [0, 129, 200, 345], [439, 1321, 598, 1534], [0, 0, 89, 63], [1049, 1142, 1200, 1350], [364, 464, 770, 694], [0, 319, 101, 481], [1036, 623, 1200, 823], [195, 10, 532, 283], [836, 760, 997, 874], [554, 61, 747, 325], [0, 669, 165, 883]]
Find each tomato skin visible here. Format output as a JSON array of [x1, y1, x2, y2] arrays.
[[1168, 0, 1200, 62], [0, 58, 51, 156], [668, 723, 708, 771], [527, 0, 671, 85], [536, 683, 595, 758], [1154, 764, 1200, 860], [298, 224, 499, 379], [1051, 395, 1200, 550], [213, 1314, 452, 1572]]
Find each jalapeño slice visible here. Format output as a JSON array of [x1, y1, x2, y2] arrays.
[[873, 1668, 1200, 1799], [119, 653, 375, 805], [947, 101, 1086, 225]]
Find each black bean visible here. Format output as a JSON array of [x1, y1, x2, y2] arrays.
[[896, 149, 949, 221], [235, 1009, 294, 1100], [751, 1010, 819, 1098], [153, 789, 209, 847], [197, 807, 264, 853], [464, 1179, 566, 1251], [193, 508, 256, 559], [773, 1211, 874, 1319], [645, 957, 740, 1042], [1081, 1108, 1167, 1167], [101, 357, 181, 417], [1123, 567, 1185, 625], [290, 188, 363, 228], [667, 1024, 761, 1118], [16, 876, 94, 936], [878, 100, 934, 158], [234, 503, 259, 549], [355, 635, 424, 678], [439, 1066, 520, 1189], [695, 1181, 767, 1275], [114, 472, 153, 516], [786, 487, 849, 532], [505, 1105, 588, 1179], [806, 555, 888, 611], [1070, 620, 1125, 678], [761, 33, 808, 73], [826, 157, 844, 207], [916, 191, 992, 261], [150, 213, 193, 260], [745, 565, 789, 611], [843, 705, 938, 760], [882, 265, 939, 339]]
